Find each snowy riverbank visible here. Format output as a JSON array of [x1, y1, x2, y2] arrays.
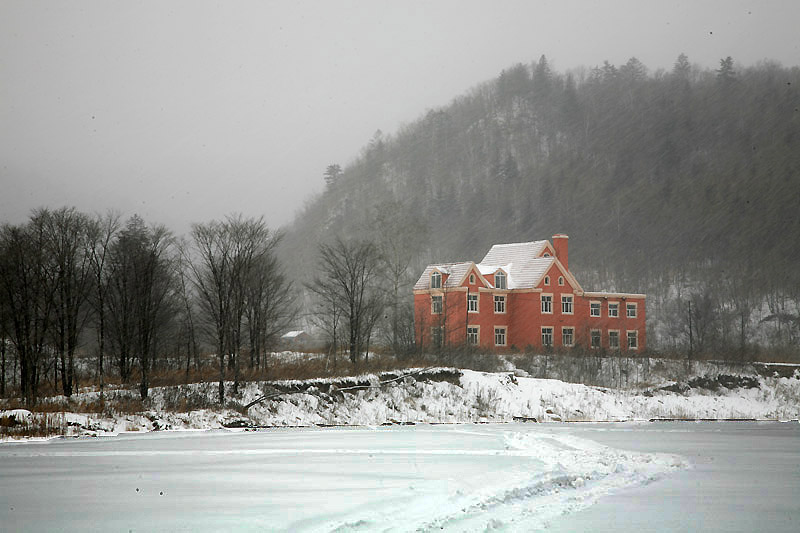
[[3, 360, 799, 441]]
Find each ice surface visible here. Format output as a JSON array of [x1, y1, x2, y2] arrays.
[[0, 424, 690, 532], [3, 422, 798, 531]]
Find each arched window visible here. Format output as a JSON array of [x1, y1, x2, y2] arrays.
[[544, 275, 550, 286], [494, 271, 507, 290], [431, 271, 442, 289], [558, 276, 564, 286]]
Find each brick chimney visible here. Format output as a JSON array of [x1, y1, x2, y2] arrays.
[[552, 234, 569, 271]]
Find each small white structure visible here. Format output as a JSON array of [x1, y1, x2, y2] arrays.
[[281, 330, 311, 348]]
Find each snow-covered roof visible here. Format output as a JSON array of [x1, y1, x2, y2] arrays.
[[281, 330, 307, 339], [414, 240, 566, 291], [413, 262, 475, 290], [480, 240, 549, 265]]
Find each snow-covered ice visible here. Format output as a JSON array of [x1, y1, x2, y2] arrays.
[[1, 423, 689, 532], [2, 422, 798, 531]]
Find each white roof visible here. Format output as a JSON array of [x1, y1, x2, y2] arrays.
[[282, 330, 307, 339], [414, 240, 562, 291], [481, 240, 549, 265]]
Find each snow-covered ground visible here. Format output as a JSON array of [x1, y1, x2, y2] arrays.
[[2, 422, 798, 532], [0, 424, 690, 531]]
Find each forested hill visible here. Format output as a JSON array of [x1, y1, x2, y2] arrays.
[[284, 55, 800, 351]]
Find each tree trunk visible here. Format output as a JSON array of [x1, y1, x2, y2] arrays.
[[217, 331, 225, 405], [1, 338, 6, 397]]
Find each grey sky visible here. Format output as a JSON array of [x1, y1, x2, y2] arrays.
[[2, 0, 799, 234]]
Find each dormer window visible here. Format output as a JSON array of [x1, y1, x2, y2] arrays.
[[494, 271, 507, 290], [431, 271, 442, 289], [469, 273, 475, 284]]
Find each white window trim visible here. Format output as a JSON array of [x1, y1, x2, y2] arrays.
[[494, 270, 507, 290], [541, 293, 553, 314], [544, 275, 550, 286], [561, 326, 575, 347], [627, 330, 639, 350], [494, 294, 506, 314], [467, 325, 480, 346], [469, 273, 476, 284], [590, 300, 601, 317], [467, 292, 479, 313], [541, 326, 554, 347], [430, 271, 442, 289], [558, 276, 564, 286], [431, 295, 443, 315], [608, 302, 619, 318], [626, 302, 638, 318], [561, 294, 574, 315], [590, 329, 601, 349], [494, 326, 507, 347], [608, 329, 620, 349]]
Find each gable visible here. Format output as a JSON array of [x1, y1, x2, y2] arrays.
[[413, 262, 474, 290], [540, 242, 556, 258], [459, 264, 490, 288], [537, 260, 583, 292]]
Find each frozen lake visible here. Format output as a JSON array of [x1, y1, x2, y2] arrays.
[[1, 422, 798, 532]]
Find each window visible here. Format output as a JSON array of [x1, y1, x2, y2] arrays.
[[627, 330, 638, 350], [562, 327, 574, 347], [561, 295, 573, 314], [544, 275, 550, 286], [469, 273, 475, 284], [431, 327, 443, 348], [591, 330, 601, 349], [541, 294, 553, 314], [494, 271, 507, 289], [431, 271, 441, 289], [431, 295, 442, 314], [608, 302, 619, 317], [541, 327, 553, 347], [543, 253, 551, 257], [467, 326, 479, 346], [494, 327, 507, 346], [467, 293, 478, 313], [590, 301, 601, 317], [626, 302, 637, 318], [609, 330, 620, 349], [494, 294, 506, 314], [558, 276, 564, 286]]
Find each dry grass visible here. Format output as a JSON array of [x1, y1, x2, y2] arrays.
[[0, 412, 67, 439]]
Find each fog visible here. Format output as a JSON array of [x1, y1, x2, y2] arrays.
[[2, 1, 799, 233]]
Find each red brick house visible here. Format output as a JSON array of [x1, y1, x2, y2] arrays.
[[413, 235, 646, 352]]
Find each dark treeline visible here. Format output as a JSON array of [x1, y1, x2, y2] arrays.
[[0, 209, 295, 406], [285, 55, 800, 360]]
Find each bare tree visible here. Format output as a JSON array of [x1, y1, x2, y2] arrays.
[[175, 240, 201, 379], [189, 215, 288, 403], [311, 238, 384, 367], [245, 241, 296, 371], [34, 208, 95, 397], [0, 220, 57, 406], [87, 211, 121, 396], [371, 201, 428, 355], [105, 216, 176, 399]]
